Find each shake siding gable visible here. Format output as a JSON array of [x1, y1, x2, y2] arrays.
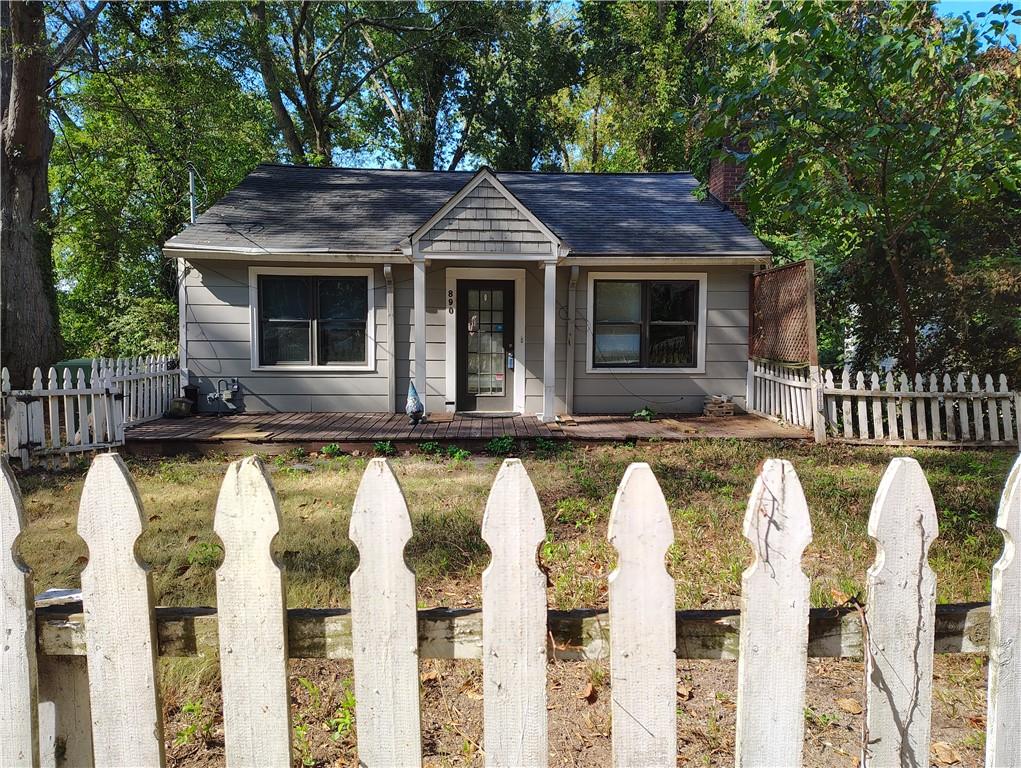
[[418, 180, 554, 257]]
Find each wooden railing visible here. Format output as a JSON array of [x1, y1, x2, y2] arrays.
[[1, 356, 180, 467], [2, 453, 1019, 767], [823, 370, 1020, 447]]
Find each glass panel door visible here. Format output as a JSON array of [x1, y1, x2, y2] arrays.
[[466, 287, 506, 396]]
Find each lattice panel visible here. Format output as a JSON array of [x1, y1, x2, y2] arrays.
[[750, 261, 814, 364]]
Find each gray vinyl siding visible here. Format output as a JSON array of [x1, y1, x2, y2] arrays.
[[418, 179, 553, 257], [569, 265, 751, 415], [182, 258, 749, 416], [183, 260, 391, 413]]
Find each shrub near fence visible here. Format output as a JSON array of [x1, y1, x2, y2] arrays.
[[1, 453, 1019, 767]]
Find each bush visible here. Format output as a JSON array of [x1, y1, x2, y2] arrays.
[[419, 441, 441, 456], [485, 435, 515, 455], [446, 445, 471, 462], [373, 440, 397, 457], [321, 443, 343, 458]]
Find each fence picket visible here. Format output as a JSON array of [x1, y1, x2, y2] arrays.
[[957, 374, 971, 440], [75, 370, 89, 448], [88, 361, 105, 445], [943, 374, 957, 441], [0, 458, 39, 768], [986, 455, 1021, 767], [870, 373, 885, 440], [841, 369, 853, 438], [77, 454, 165, 767], [61, 369, 75, 448], [972, 375, 985, 441], [885, 373, 899, 440], [914, 374, 928, 440], [46, 369, 60, 456], [735, 460, 812, 768], [899, 373, 913, 441], [985, 375, 1000, 443], [608, 463, 676, 767], [349, 459, 422, 765], [863, 458, 937, 768], [825, 369, 837, 430], [481, 459, 548, 767], [855, 372, 869, 439], [215, 457, 292, 766], [929, 375, 942, 441]]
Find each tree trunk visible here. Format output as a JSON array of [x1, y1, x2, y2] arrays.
[[1, 1, 63, 388], [885, 243, 919, 378]]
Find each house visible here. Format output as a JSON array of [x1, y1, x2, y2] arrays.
[[163, 164, 769, 421]]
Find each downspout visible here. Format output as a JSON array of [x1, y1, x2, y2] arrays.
[[177, 257, 188, 394], [384, 264, 395, 413], [565, 266, 580, 416]]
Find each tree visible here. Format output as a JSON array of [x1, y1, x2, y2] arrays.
[[706, 1, 1021, 376], [1, 0, 103, 387], [50, 1, 275, 357]]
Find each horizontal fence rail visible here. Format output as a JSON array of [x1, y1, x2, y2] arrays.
[[1, 453, 1019, 768], [1, 356, 180, 468]]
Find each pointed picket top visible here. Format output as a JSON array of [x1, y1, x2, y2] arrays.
[[77, 454, 164, 767], [1, 367, 10, 393], [863, 458, 937, 768], [736, 459, 812, 768], [480, 459, 548, 767], [214, 457, 292, 767], [607, 463, 677, 767], [986, 454, 1021, 767], [0, 459, 39, 767], [349, 458, 422, 766]]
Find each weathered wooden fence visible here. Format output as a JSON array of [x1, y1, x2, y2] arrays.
[[748, 361, 1021, 447], [2, 452, 1019, 767], [1, 356, 180, 467], [746, 360, 815, 430], [823, 369, 1020, 447]]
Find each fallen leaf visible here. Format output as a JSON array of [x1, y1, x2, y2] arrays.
[[830, 588, 851, 604], [579, 683, 597, 704], [420, 670, 440, 684], [932, 742, 961, 765], [837, 697, 863, 715], [677, 685, 693, 701]]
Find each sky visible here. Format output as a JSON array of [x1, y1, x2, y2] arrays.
[[936, 0, 1021, 46]]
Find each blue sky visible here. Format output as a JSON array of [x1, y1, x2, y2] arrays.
[[936, 1, 1021, 45]]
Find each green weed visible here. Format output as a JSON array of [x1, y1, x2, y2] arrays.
[[373, 440, 397, 457], [485, 435, 515, 455]]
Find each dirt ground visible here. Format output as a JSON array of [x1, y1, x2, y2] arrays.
[[164, 654, 987, 767]]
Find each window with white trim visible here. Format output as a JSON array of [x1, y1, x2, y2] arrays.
[[257, 275, 369, 366], [592, 279, 700, 369]]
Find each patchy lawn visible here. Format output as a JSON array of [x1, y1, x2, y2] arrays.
[[13, 439, 1016, 767]]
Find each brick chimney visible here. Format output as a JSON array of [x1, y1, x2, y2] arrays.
[[707, 137, 748, 218]]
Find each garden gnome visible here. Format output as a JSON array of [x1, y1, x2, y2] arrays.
[[406, 381, 425, 425]]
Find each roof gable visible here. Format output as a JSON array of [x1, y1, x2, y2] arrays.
[[411, 168, 560, 258]]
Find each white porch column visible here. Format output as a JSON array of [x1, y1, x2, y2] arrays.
[[542, 261, 557, 422], [413, 258, 427, 414]]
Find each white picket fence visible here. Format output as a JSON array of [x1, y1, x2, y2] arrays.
[[1, 356, 180, 467], [2, 452, 1019, 767], [823, 369, 1020, 447], [748, 361, 1021, 447], [746, 360, 815, 429]]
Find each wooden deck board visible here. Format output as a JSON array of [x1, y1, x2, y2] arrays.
[[124, 412, 809, 448]]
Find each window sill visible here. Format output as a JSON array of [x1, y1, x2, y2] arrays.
[[251, 365, 376, 373], [585, 366, 706, 375]]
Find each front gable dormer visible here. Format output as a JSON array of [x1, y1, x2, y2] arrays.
[[411, 168, 561, 259]]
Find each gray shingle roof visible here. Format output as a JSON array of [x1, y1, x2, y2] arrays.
[[164, 164, 768, 256]]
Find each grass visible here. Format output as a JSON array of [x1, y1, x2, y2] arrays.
[[13, 440, 1015, 612]]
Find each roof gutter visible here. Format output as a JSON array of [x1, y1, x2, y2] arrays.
[[560, 254, 771, 266]]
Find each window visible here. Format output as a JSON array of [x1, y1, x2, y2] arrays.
[[254, 271, 371, 368], [591, 277, 702, 369]]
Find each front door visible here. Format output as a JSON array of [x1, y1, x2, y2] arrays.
[[456, 280, 515, 413]]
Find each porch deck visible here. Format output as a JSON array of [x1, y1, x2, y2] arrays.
[[123, 412, 808, 452]]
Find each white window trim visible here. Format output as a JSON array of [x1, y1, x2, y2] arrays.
[[248, 266, 376, 372], [585, 271, 708, 375]]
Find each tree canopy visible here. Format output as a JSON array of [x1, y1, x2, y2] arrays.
[[2, 0, 1018, 380]]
